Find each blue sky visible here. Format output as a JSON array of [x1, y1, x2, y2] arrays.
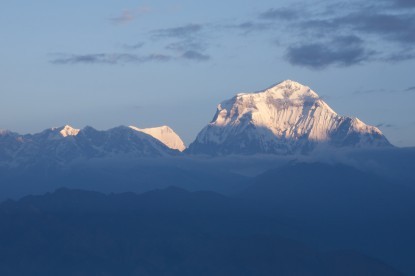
[[1, 0, 415, 146]]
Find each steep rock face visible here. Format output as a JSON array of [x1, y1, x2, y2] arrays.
[[129, 126, 186, 151], [188, 80, 391, 155]]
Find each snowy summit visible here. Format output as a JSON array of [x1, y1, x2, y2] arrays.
[[130, 126, 186, 151], [59, 125, 80, 137], [188, 80, 391, 155]]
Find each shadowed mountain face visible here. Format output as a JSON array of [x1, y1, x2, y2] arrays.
[[187, 80, 391, 155], [0, 187, 403, 276]]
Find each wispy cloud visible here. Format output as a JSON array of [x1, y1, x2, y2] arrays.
[[390, 0, 415, 8], [354, 88, 392, 95], [354, 85, 415, 95], [110, 6, 151, 25], [404, 86, 415, 92], [50, 53, 171, 65], [181, 50, 210, 61], [259, 7, 301, 21], [50, 50, 211, 65], [55, 0, 415, 69], [152, 24, 203, 38], [166, 40, 206, 52], [333, 12, 415, 45], [226, 21, 273, 35], [384, 50, 415, 62], [286, 36, 375, 69], [110, 10, 136, 24], [123, 42, 145, 50], [376, 123, 395, 128], [152, 23, 211, 62], [243, 0, 415, 69]]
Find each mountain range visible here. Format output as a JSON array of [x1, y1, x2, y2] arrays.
[[0, 80, 414, 275], [0, 80, 392, 166], [0, 125, 182, 167]]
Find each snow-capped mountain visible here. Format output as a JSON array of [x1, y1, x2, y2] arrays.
[[187, 80, 391, 155], [0, 125, 181, 167], [58, 125, 80, 137], [0, 80, 394, 163], [129, 126, 186, 151]]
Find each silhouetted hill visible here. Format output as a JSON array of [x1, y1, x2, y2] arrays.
[[239, 162, 415, 275], [0, 160, 250, 200], [0, 187, 402, 276], [1, 186, 234, 214], [241, 162, 415, 219]]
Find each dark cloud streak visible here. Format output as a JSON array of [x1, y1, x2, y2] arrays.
[[385, 51, 415, 62], [391, 0, 415, 8], [228, 21, 273, 34], [51, 53, 171, 65], [376, 123, 395, 128], [53, 0, 415, 69], [257, 0, 415, 68], [110, 10, 136, 24], [50, 50, 211, 65], [152, 24, 203, 38], [181, 50, 210, 61], [336, 12, 415, 45], [152, 23, 210, 62], [166, 40, 206, 52], [259, 8, 300, 21], [286, 36, 375, 69], [123, 43, 145, 50], [405, 86, 415, 92]]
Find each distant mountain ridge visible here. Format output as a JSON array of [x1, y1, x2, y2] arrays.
[[0, 186, 406, 275], [0, 80, 393, 164], [187, 80, 391, 155], [0, 125, 181, 167]]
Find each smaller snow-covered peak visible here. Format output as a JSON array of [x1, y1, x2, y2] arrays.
[[129, 125, 186, 151], [0, 129, 11, 136], [59, 125, 80, 137], [350, 117, 383, 135]]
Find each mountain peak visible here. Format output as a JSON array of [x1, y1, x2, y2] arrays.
[[129, 125, 186, 151], [229, 80, 323, 115], [246, 79, 318, 102], [188, 80, 391, 155], [58, 125, 80, 137], [266, 79, 318, 98], [0, 129, 12, 136], [266, 79, 305, 90]]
